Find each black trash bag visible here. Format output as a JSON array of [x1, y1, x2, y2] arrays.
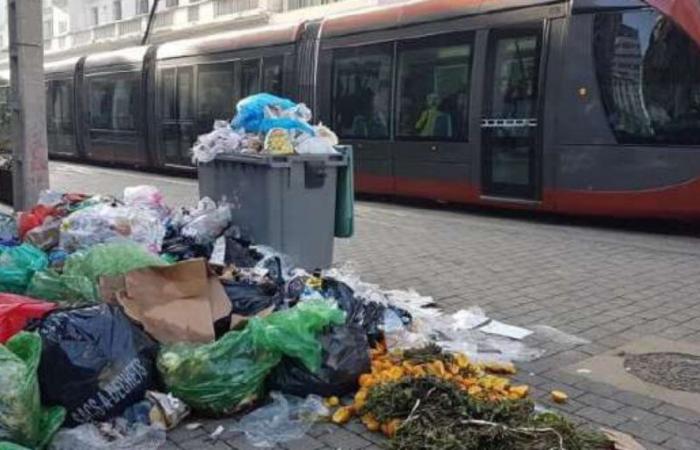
[[224, 237, 263, 268], [36, 304, 159, 427], [161, 235, 213, 261], [321, 278, 412, 346], [222, 279, 284, 316], [267, 325, 371, 397]]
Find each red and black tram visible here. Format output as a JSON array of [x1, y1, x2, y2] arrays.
[[2, 0, 699, 219]]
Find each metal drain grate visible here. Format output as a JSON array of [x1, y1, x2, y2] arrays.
[[625, 352, 700, 393]]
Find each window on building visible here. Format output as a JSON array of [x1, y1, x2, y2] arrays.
[[113, 1, 122, 21], [594, 10, 700, 145], [197, 63, 236, 134], [397, 34, 473, 140], [263, 57, 284, 96], [137, 0, 150, 15], [332, 44, 393, 139], [58, 21, 68, 34], [89, 74, 140, 131], [90, 7, 99, 26], [166, 0, 180, 7], [241, 60, 260, 98], [43, 20, 54, 39]]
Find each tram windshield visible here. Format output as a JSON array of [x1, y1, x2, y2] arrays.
[[594, 9, 700, 145]]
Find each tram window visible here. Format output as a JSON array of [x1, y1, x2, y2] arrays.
[[177, 67, 194, 119], [397, 35, 472, 140], [263, 57, 283, 96], [594, 10, 700, 145], [161, 69, 176, 120], [88, 74, 140, 131], [241, 60, 260, 98], [197, 62, 236, 132], [491, 35, 539, 118], [47, 80, 73, 130], [332, 44, 393, 139]]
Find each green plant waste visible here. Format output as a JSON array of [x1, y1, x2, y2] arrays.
[[361, 376, 613, 450]]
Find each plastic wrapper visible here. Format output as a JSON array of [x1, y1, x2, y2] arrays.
[[268, 325, 370, 398], [314, 123, 339, 146], [123, 186, 170, 221], [0, 244, 48, 294], [24, 218, 61, 251], [37, 305, 159, 426], [157, 299, 345, 415], [0, 294, 56, 343], [229, 392, 329, 448], [59, 203, 166, 253], [264, 128, 295, 155], [191, 121, 242, 164], [231, 94, 315, 136], [181, 204, 232, 246], [0, 332, 66, 449], [295, 137, 338, 155], [49, 419, 166, 450], [17, 205, 57, 239], [0, 214, 16, 242]]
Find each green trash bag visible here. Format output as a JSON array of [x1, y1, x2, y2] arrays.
[[158, 299, 345, 415], [0, 332, 65, 449], [0, 442, 31, 450], [62, 242, 169, 284], [0, 244, 48, 294], [25, 270, 97, 305]]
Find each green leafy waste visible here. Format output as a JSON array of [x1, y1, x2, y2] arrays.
[[362, 376, 612, 450]]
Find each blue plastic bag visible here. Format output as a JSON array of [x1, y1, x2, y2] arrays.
[[231, 93, 315, 135]]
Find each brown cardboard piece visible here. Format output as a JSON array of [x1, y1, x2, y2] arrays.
[[114, 258, 231, 344]]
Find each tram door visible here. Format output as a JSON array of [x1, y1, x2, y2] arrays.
[[481, 27, 543, 200], [161, 67, 195, 167]]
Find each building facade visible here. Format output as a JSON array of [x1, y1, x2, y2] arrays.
[[0, 0, 401, 70]]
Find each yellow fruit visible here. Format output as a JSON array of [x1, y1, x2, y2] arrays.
[[467, 385, 483, 396], [448, 363, 461, 375], [354, 389, 369, 409], [551, 390, 568, 404], [361, 414, 381, 432], [324, 396, 340, 407], [385, 366, 404, 381], [454, 354, 470, 369], [483, 361, 517, 375], [332, 406, 353, 424], [508, 385, 530, 399], [358, 374, 375, 387]]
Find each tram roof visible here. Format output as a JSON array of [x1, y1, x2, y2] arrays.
[[157, 22, 303, 61]]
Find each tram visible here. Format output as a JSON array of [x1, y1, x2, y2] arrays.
[[2, 0, 699, 219]]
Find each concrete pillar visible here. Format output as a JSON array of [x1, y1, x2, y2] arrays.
[[7, 0, 48, 210]]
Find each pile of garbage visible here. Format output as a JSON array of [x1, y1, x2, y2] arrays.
[[0, 186, 636, 450], [192, 93, 339, 163]]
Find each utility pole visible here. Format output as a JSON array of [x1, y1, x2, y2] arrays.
[[7, 0, 49, 210]]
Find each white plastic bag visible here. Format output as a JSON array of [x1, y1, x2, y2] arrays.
[[49, 420, 166, 450]]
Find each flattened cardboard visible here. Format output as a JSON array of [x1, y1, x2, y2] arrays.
[[115, 258, 231, 344]]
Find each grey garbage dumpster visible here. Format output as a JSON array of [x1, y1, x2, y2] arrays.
[[198, 149, 350, 270]]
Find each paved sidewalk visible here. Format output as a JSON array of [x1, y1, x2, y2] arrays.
[[9, 161, 700, 449]]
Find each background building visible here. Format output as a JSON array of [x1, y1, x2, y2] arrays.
[[0, 0, 403, 70]]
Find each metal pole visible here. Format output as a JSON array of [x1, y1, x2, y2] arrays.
[[7, 0, 48, 210], [141, 0, 161, 46]]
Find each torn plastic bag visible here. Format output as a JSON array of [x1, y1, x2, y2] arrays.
[[0, 294, 56, 343], [230, 392, 328, 448], [321, 278, 412, 346], [24, 218, 61, 251], [0, 244, 48, 294], [157, 299, 345, 415], [123, 186, 170, 221], [222, 279, 283, 316], [181, 204, 232, 246], [231, 93, 315, 135], [49, 419, 166, 450], [191, 121, 242, 164], [0, 332, 66, 449], [36, 305, 159, 426], [59, 203, 166, 253], [268, 324, 370, 398]]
